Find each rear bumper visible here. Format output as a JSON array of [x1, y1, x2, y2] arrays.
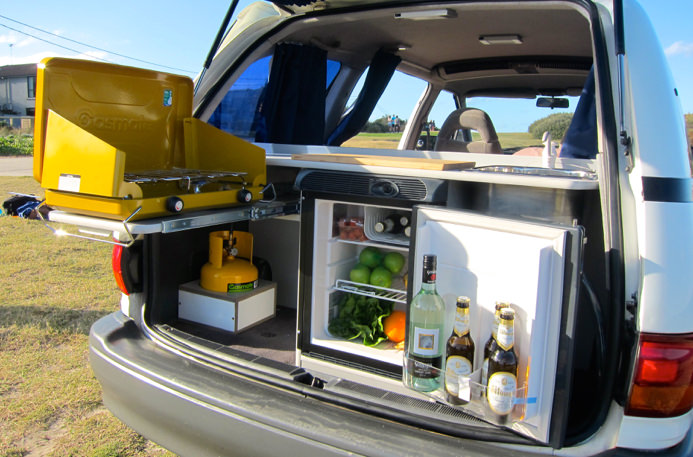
[[89, 312, 521, 457], [89, 312, 693, 457]]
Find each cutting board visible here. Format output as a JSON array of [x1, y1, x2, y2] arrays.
[[291, 153, 475, 171]]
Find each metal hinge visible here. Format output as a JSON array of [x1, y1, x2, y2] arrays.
[[620, 130, 634, 172], [625, 292, 638, 319], [249, 200, 300, 220]]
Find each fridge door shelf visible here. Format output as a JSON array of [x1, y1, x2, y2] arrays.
[[403, 358, 533, 428], [334, 279, 407, 304]]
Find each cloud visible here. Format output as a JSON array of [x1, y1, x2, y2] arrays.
[[665, 41, 693, 57], [0, 47, 110, 67], [16, 37, 35, 48], [0, 33, 18, 44]]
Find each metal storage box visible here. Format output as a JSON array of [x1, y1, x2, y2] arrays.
[[34, 57, 266, 221]]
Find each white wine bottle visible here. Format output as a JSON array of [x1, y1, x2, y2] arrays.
[[403, 254, 445, 392]]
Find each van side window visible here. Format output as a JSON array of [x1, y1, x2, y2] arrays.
[[208, 56, 341, 141], [208, 56, 271, 141], [340, 70, 426, 149]]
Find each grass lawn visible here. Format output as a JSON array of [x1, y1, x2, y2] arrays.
[[0, 177, 173, 457], [342, 131, 542, 150]]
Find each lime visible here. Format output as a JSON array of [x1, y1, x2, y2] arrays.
[[383, 251, 406, 274], [369, 266, 392, 288], [359, 246, 383, 268], [349, 263, 371, 284]]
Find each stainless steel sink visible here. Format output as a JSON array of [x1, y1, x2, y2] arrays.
[[473, 165, 597, 180]]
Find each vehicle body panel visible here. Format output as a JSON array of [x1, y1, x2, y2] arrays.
[[53, 0, 693, 455]]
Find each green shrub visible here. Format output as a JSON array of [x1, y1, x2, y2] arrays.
[[528, 112, 573, 141], [0, 133, 33, 156], [363, 118, 389, 133], [362, 115, 407, 133]]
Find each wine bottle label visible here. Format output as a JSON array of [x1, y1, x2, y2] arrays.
[[413, 326, 440, 356], [445, 355, 472, 396], [453, 309, 470, 336], [496, 322, 514, 351], [487, 372, 517, 415], [422, 255, 436, 283], [406, 354, 443, 379]]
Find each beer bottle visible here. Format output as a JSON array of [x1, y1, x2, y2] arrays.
[[481, 302, 509, 395], [486, 308, 519, 424], [403, 254, 445, 392], [374, 214, 403, 234], [445, 296, 475, 405]]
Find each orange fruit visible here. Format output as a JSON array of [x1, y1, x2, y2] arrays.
[[383, 310, 406, 343]]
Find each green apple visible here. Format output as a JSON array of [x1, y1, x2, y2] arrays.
[[369, 266, 392, 288], [359, 246, 383, 268], [383, 251, 405, 274], [349, 263, 371, 284]]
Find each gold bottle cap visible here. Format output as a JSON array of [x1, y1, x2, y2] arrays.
[[494, 301, 510, 311], [456, 296, 470, 308], [499, 307, 515, 321]]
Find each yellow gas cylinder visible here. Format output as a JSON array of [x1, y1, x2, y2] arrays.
[[200, 230, 258, 293]]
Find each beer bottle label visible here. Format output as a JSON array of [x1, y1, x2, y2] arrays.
[[453, 308, 470, 336], [487, 372, 517, 415], [496, 321, 514, 351], [413, 327, 439, 356], [445, 356, 472, 396]]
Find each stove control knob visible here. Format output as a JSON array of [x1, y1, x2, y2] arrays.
[[237, 189, 253, 203], [166, 196, 184, 213]]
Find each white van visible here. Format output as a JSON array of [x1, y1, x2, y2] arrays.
[[34, 0, 693, 455]]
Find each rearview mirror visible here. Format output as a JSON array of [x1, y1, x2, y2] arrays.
[[536, 97, 569, 109]]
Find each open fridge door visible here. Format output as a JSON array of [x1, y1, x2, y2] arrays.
[[409, 206, 582, 445]]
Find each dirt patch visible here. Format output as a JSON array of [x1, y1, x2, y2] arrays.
[[18, 416, 68, 457]]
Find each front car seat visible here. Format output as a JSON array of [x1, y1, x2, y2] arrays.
[[434, 107, 503, 154]]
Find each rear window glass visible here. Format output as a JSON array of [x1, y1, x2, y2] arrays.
[[208, 56, 341, 141]]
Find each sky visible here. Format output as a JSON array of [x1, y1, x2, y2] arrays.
[[1, 0, 691, 132]]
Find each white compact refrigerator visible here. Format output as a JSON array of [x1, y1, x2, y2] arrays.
[[298, 197, 582, 444]]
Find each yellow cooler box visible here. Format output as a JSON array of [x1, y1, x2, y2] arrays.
[[34, 57, 266, 221]]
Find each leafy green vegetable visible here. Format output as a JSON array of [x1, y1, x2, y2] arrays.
[[328, 293, 393, 346]]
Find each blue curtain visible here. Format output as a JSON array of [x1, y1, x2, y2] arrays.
[[560, 67, 597, 159], [327, 49, 401, 146], [256, 43, 326, 145]]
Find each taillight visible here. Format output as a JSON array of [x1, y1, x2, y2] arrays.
[[625, 333, 693, 418], [112, 243, 129, 295]]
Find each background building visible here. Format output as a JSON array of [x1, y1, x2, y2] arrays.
[[0, 63, 37, 131]]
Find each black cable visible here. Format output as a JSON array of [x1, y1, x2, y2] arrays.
[[0, 22, 115, 64], [0, 14, 196, 74]]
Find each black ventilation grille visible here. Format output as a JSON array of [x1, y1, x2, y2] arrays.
[[296, 170, 442, 202], [300, 173, 374, 195]]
